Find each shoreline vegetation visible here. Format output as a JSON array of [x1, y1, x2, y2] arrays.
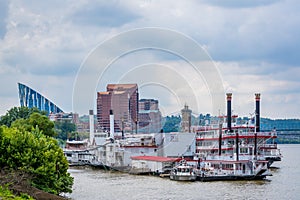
[[0, 185, 34, 200], [0, 169, 67, 200], [0, 107, 73, 200]]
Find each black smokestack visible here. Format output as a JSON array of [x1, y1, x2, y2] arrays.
[[236, 132, 239, 161], [254, 131, 257, 159], [255, 93, 260, 132], [219, 123, 222, 156], [226, 93, 232, 132]]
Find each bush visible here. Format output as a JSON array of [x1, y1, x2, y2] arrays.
[[0, 126, 73, 195], [0, 185, 34, 200]]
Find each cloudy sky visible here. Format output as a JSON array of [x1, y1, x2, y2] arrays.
[[1, 0, 300, 119]]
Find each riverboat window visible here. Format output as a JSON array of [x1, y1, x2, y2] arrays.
[[212, 164, 220, 168], [240, 148, 248, 154], [95, 134, 106, 138], [204, 141, 213, 146], [223, 164, 233, 170], [196, 141, 202, 146], [198, 141, 207, 146], [208, 131, 214, 135], [230, 140, 235, 145], [197, 132, 205, 137]]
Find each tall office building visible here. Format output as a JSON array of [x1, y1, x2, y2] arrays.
[[138, 99, 162, 133], [97, 84, 139, 132]]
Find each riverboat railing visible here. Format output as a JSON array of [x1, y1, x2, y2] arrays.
[[196, 130, 277, 139]]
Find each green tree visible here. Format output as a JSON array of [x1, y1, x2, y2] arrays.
[[0, 107, 46, 127], [0, 126, 73, 194], [54, 121, 76, 140], [12, 112, 57, 137], [162, 115, 181, 132]]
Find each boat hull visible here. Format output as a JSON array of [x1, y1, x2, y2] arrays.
[[197, 174, 268, 182], [170, 174, 197, 181]]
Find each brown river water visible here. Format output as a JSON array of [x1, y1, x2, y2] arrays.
[[68, 144, 300, 200]]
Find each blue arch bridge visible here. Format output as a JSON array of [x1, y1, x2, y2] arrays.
[[18, 83, 63, 115]]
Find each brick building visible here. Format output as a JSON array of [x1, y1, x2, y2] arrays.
[[97, 84, 139, 132], [138, 99, 162, 133]]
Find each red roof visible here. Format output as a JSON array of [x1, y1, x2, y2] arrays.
[[131, 156, 180, 162]]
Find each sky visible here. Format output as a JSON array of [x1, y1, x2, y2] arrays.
[[1, 0, 300, 119]]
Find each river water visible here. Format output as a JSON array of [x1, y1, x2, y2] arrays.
[[68, 144, 300, 200]]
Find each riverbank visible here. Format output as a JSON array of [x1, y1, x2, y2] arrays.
[[0, 169, 68, 200], [0, 185, 34, 200]]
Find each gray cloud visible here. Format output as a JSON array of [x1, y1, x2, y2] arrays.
[[2, 46, 80, 76], [1, 0, 300, 118], [125, 0, 300, 66], [218, 61, 300, 118], [70, 2, 140, 27], [200, 1, 300, 65], [0, 0, 8, 39], [200, 0, 281, 8]]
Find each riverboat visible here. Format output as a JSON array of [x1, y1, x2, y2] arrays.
[[194, 93, 282, 167], [197, 159, 271, 181], [170, 159, 197, 181], [63, 139, 104, 167]]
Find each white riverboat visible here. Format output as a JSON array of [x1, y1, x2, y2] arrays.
[[194, 93, 282, 167], [197, 159, 271, 181], [170, 159, 197, 181]]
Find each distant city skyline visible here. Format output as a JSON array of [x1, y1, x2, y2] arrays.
[[1, 1, 300, 119]]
